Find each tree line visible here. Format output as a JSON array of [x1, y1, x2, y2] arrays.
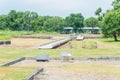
[[0, 10, 100, 32], [0, 11, 83, 32], [0, 0, 120, 41]]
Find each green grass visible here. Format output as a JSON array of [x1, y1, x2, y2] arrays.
[[0, 67, 37, 80], [0, 30, 65, 40], [0, 30, 34, 40], [98, 38, 120, 47], [62, 63, 120, 78], [0, 37, 120, 64], [0, 32, 120, 79], [0, 48, 120, 64]]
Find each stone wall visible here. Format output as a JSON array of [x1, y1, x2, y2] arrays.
[[25, 68, 44, 80], [0, 40, 11, 45], [0, 57, 25, 66]]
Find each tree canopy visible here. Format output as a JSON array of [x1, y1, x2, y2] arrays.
[[95, 8, 102, 16], [98, 0, 120, 41], [0, 10, 85, 33], [65, 13, 84, 33], [112, 0, 120, 10], [84, 17, 99, 34], [103, 10, 120, 41], [84, 17, 98, 27]]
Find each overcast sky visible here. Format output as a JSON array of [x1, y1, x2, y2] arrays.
[[0, 0, 114, 18]]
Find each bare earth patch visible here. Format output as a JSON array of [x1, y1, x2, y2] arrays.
[[0, 38, 55, 48], [11, 60, 120, 80], [0, 58, 9, 63]]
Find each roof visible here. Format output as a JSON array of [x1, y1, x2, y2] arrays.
[[64, 27, 73, 30], [81, 27, 100, 29]]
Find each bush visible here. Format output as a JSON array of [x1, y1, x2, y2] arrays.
[[82, 41, 97, 49]]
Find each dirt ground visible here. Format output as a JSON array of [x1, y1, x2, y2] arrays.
[[11, 60, 120, 80], [0, 38, 55, 48], [0, 37, 117, 49], [0, 35, 67, 48]]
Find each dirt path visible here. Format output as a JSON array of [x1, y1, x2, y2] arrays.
[[34, 67, 80, 80], [11, 60, 120, 80], [35, 69, 120, 80]]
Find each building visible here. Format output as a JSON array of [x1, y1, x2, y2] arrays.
[[61, 27, 101, 34], [61, 27, 73, 34], [79, 27, 101, 34]]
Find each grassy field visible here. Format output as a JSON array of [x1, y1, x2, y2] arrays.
[[97, 38, 120, 47], [0, 48, 120, 64], [0, 30, 34, 40], [0, 38, 120, 64], [62, 61, 120, 78], [0, 66, 37, 80], [0, 32, 120, 80]]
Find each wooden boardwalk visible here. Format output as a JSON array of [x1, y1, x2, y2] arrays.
[[34, 37, 72, 49]]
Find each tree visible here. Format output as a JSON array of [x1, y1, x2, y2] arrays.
[[84, 17, 99, 33], [44, 16, 64, 32], [99, 0, 120, 41], [23, 11, 38, 31], [31, 16, 44, 32], [95, 8, 102, 16], [0, 15, 9, 30], [65, 13, 84, 33], [103, 10, 120, 41], [112, 0, 120, 10], [95, 8, 103, 21], [8, 10, 17, 30]]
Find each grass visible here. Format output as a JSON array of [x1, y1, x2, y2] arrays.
[[0, 32, 120, 79], [0, 47, 120, 64], [61, 62, 120, 78], [0, 37, 119, 64], [98, 38, 120, 47], [0, 67, 37, 80], [0, 30, 34, 40]]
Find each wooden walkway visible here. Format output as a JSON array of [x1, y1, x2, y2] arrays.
[[34, 37, 72, 49]]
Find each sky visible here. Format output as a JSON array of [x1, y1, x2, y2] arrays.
[[0, 0, 114, 18]]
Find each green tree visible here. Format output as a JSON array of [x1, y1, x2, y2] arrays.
[[95, 8, 103, 21], [8, 10, 18, 30], [84, 17, 99, 33], [0, 15, 8, 30], [23, 11, 38, 31], [95, 8, 102, 16], [44, 16, 64, 32], [112, 0, 120, 10], [31, 16, 44, 32], [103, 10, 120, 41], [65, 13, 84, 33], [15, 11, 24, 30], [99, 0, 120, 41]]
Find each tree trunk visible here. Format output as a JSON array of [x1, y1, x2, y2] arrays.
[[113, 33, 118, 41], [74, 28, 77, 33], [92, 27, 94, 34]]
